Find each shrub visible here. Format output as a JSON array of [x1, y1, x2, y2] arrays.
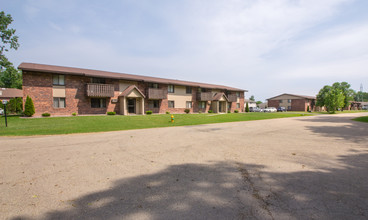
[[234, 110, 239, 113], [245, 102, 249, 112], [107, 111, 116, 115], [227, 110, 231, 113], [24, 96, 35, 117], [166, 111, 170, 114], [42, 112, 51, 117], [198, 110, 202, 114], [146, 111, 152, 115], [72, 112, 77, 116], [307, 106, 310, 112], [208, 110, 213, 113], [4, 97, 23, 114], [184, 109, 190, 114]]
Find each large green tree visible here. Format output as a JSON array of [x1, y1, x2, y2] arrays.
[[316, 83, 347, 113], [354, 91, 368, 102], [332, 82, 355, 108], [0, 11, 20, 88]]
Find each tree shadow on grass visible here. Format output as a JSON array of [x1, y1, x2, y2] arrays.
[[12, 153, 368, 220]]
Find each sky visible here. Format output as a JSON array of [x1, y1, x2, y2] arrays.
[[2, 0, 368, 101]]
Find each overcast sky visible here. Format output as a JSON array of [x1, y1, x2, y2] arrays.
[[2, 0, 368, 101]]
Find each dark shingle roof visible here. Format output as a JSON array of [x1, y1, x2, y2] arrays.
[[18, 62, 246, 92]]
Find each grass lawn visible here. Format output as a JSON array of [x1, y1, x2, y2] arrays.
[[314, 110, 368, 114], [0, 112, 309, 136], [353, 116, 368, 123]]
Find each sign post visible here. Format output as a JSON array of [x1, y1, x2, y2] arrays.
[[2, 100, 8, 127]]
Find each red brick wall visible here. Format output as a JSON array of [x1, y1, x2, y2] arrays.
[[23, 71, 245, 116], [291, 99, 307, 111], [268, 100, 279, 108], [23, 71, 120, 116]]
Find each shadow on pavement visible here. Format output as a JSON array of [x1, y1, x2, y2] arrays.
[[12, 153, 368, 220], [298, 115, 368, 144]]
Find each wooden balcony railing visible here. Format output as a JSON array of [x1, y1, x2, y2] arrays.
[[147, 88, 167, 99], [197, 92, 213, 101], [86, 83, 114, 97], [227, 94, 237, 102]]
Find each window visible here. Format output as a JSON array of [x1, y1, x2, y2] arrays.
[[228, 103, 231, 109], [148, 100, 159, 108], [53, 98, 65, 108], [91, 98, 106, 108], [199, 101, 206, 109], [237, 103, 240, 108], [236, 92, 240, 97], [279, 100, 283, 103], [186, 86, 192, 94], [198, 88, 207, 92], [168, 85, 174, 93], [186, 101, 192, 108], [288, 99, 292, 103], [168, 101, 175, 108], [91, 78, 105, 84], [149, 83, 158, 88], [53, 75, 65, 85]]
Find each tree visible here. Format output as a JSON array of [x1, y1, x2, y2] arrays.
[[354, 91, 368, 102], [316, 85, 345, 113], [249, 95, 255, 101], [0, 62, 22, 88], [2, 97, 22, 114], [0, 11, 21, 88], [0, 11, 19, 63], [256, 101, 262, 105], [332, 82, 355, 108], [24, 96, 35, 117], [245, 102, 249, 112]]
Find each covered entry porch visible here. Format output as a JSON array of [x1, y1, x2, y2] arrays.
[[211, 93, 229, 113], [119, 85, 145, 115]]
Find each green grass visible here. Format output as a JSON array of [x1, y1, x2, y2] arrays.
[[313, 110, 368, 114], [0, 112, 309, 136], [353, 116, 368, 123]]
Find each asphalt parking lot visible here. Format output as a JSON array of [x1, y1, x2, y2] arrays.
[[1, 112, 368, 220]]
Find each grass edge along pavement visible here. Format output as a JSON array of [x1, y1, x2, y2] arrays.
[[353, 116, 368, 123], [0, 112, 312, 136]]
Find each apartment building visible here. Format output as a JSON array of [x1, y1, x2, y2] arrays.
[[19, 63, 246, 116], [267, 93, 316, 111]]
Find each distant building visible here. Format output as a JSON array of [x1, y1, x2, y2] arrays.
[[244, 99, 257, 109], [258, 102, 268, 109], [267, 93, 316, 111], [0, 88, 23, 101]]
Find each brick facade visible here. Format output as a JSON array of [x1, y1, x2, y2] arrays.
[[23, 70, 245, 116], [268, 98, 315, 111]]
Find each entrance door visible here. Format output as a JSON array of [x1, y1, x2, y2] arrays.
[[219, 102, 223, 112], [127, 98, 136, 114]]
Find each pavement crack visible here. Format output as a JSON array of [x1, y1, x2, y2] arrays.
[[236, 162, 274, 220]]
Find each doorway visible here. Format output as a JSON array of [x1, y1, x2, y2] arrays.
[[127, 98, 136, 114]]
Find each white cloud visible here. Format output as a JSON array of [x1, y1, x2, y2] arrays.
[[7, 0, 368, 100]]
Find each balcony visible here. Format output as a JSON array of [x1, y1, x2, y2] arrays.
[[147, 88, 167, 99], [86, 83, 114, 97], [227, 94, 237, 102], [197, 92, 213, 101]]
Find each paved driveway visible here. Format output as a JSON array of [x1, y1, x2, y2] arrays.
[[1, 113, 368, 219]]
